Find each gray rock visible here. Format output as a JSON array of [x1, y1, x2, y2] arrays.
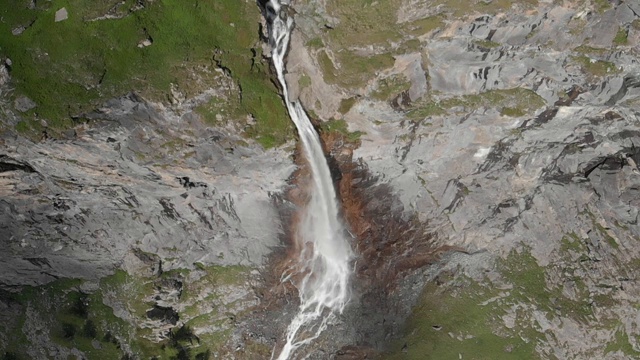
[[13, 96, 36, 112], [55, 8, 68, 22], [0, 93, 295, 287]]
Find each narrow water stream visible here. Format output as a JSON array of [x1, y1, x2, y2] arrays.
[[264, 1, 354, 359]]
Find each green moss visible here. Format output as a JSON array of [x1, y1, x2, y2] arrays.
[[14, 121, 31, 134], [395, 39, 422, 55], [0, 0, 291, 146], [318, 49, 395, 89], [409, 88, 544, 119], [500, 107, 525, 117], [429, 0, 537, 18], [298, 73, 312, 90], [320, 0, 441, 90], [306, 37, 324, 49], [573, 45, 608, 55], [326, 0, 402, 49], [593, 0, 611, 13], [604, 326, 638, 356], [572, 56, 619, 77], [317, 51, 337, 84], [338, 97, 357, 114], [320, 119, 364, 142], [503, 249, 593, 322], [613, 27, 628, 45], [371, 74, 411, 101], [560, 234, 585, 253], [407, 100, 445, 120], [474, 39, 501, 49], [402, 16, 444, 37]]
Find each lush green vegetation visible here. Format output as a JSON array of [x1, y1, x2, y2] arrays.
[[384, 244, 636, 359], [0, 265, 251, 360], [385, 272, 542, 359], [613, 27, 628, 45], [0, 0, 291, 147], [319, 118, 364, 142]]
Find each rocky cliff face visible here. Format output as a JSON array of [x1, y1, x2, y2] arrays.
[[2, 0, 640, 359], [280, 0, 640, 358]]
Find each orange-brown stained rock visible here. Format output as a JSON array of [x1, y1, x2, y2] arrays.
[[253, 126, 462, 356], [322, 131, 459, 289]]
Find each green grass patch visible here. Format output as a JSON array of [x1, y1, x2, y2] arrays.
[[402, 16, 444, 37], [385, 274, 541, 359], [441, 88, 545, 115], [573, 45, 608, 55], [429, 0, 537, 18], [407, 100, 445, 119], [500, 107, 526, 117], [338, 97, 357, 114], [320, 0, 434, 90], [317, 50, 395, 89], [319, 119, 364, 142], [572, 56, 619, 77], [614, 27, 628, 45], [371, 74, 411, 101], [0, 0, 291, 147], [604, 325, 638, 356], [306, 37, 324, 49], [474, 39, 502, 49], [410, 88, 544, 119], [298, 73, 312, 90], [559, 233, 585, 254], [325, 0, 402, 49], [593, 0, 611, 13], [501, 249, 593, 322], [385, 246, 601, 358]]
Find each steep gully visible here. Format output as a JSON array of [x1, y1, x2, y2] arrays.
[[263, 0, 353, 358]]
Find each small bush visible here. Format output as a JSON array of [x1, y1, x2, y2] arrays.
[[2, 352, 19, 360], [195, 350, 211, 360], [70, 294, 89, 319], [62, 323, 76, 339], [82, 320, 97, 338], [170, 346, 190, 360]]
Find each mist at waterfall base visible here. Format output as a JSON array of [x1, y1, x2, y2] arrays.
[[264, 1, 354, 359]]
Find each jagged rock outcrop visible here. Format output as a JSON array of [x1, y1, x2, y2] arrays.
[[0, 93, 294, 287]]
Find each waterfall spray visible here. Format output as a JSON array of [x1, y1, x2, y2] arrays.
[[264, 1, 353, 358]]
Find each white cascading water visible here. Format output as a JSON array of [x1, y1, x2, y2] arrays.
[[265, 1, 353, 359]]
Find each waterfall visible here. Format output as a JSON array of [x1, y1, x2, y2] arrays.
[[264, 1, 353, 358]]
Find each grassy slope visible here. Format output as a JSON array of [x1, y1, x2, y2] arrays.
[[0, 0, 291, 147]]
